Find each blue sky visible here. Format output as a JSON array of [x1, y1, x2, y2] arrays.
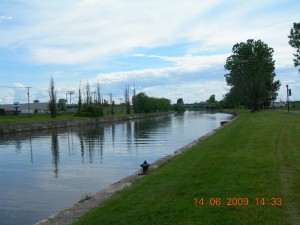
[[0, 0, 299, 105]]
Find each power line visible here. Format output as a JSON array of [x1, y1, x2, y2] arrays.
[[26, 87, 32, 114], [108, 93, 113, 104], [0, 85, 29, 89], [66, 91, 75, 110], [0, 86, 31, 113]]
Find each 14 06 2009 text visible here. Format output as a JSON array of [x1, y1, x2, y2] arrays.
[[193, 197, 282, 206]]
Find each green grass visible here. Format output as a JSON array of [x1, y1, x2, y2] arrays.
[[0, 113, 76, 124], [72, 111, 300, 225]]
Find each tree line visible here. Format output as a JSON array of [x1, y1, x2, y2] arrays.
[[48, 81, 172, 118], [132, 92, 171, 113]]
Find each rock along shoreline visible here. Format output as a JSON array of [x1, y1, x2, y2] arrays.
[[33, 112, 237, 225]]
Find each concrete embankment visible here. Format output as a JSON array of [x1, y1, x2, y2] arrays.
[[0, 113, 172, 134]]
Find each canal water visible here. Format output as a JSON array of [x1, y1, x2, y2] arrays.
[[0, 111, 233, 225]]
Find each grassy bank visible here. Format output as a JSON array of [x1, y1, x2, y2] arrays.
[[0, 113, 76, 124], [0, 105, 130, 124], [72, 111, 300, 225]]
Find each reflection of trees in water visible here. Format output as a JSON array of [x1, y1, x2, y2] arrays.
[[127, 121, 132, 152], [51, 130, 59, 178], [0, 131, 35, 164], [29, 138, 33, 164], [15, 140, 22, 154], [134, 115, 172, 139], [77, 125, 105, 164], [0, 115, 172, 176], [111, 123, 115, 150], [67, 131, 74, 156]]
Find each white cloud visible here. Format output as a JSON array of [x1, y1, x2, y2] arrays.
[[0, 0, 240, 65], [91, 67, 173, 85], [0, 15, 12, 21], [0, 88, 14, 104], [13, 83, 26, 88], [132, 54, 145, 57], [90, 52, 228, 87], [148, 54, 229, 71], [1, 0, 297, 69]]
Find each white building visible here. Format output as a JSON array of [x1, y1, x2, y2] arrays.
[[0, 102, 49, 113]]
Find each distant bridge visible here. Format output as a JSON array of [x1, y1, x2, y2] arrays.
[[184, 103, 214, 110]]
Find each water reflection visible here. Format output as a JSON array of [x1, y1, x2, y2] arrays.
[[0, 112, 233, 225], [127, 121, 132, 151], [51, 131, 59, 178]]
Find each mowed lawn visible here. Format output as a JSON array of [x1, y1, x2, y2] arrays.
[[73, 111, 300, 225]]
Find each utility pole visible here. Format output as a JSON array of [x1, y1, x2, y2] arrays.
[[26, 87, 31, 114], [109, 93, 113, 115], [67, 91, 74, 111], [109, 93, 113, 105], [91, 91, 96, 103], [286, 85, 289, 113], [0, 86, 31, 113]]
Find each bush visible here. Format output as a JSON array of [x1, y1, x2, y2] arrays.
[[0, 108, 5, 116], [78, 104, 103, 117]]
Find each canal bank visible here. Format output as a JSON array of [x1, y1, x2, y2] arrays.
[[34, 113, 237, 225], [0, 112, 172, 134]]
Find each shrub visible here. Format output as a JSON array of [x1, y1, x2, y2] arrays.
[[0, 108, 5, 116]]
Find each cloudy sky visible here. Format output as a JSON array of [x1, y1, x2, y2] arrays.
[[0, 0, 299, 105]]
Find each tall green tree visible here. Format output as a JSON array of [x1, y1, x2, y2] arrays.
[[206, 94, 215, 104], [77, 86, 82, 115], [288, 22, 300, 72], [124, 85, 131, 115], [58, 99, 67, 111], [224, 39, 280, 111], [48, 76, 57, 118], [174, 98, 185, 112]]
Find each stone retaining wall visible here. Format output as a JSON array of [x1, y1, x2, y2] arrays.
[[0, 113, 172, 134]]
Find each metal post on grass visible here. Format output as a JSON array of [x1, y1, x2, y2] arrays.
[[286, 85, 289, 113]]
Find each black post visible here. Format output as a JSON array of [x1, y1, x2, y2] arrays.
[[286, 85, 289, 113]]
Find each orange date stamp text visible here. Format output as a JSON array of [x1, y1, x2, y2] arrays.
[[194, 197, 282, 206]]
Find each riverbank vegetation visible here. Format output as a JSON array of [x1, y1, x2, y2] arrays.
[[72, 110, 299, 225], [68, 82, 172, 117], [132, 92, 171, 113], [0, 82, 174, 123]]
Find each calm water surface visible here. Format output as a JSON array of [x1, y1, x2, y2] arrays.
[[0, 111, 233, 225]]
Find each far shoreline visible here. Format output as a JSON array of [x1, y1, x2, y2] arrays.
[[0, 112, 173, 134], [0, 110, 236, 134]]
